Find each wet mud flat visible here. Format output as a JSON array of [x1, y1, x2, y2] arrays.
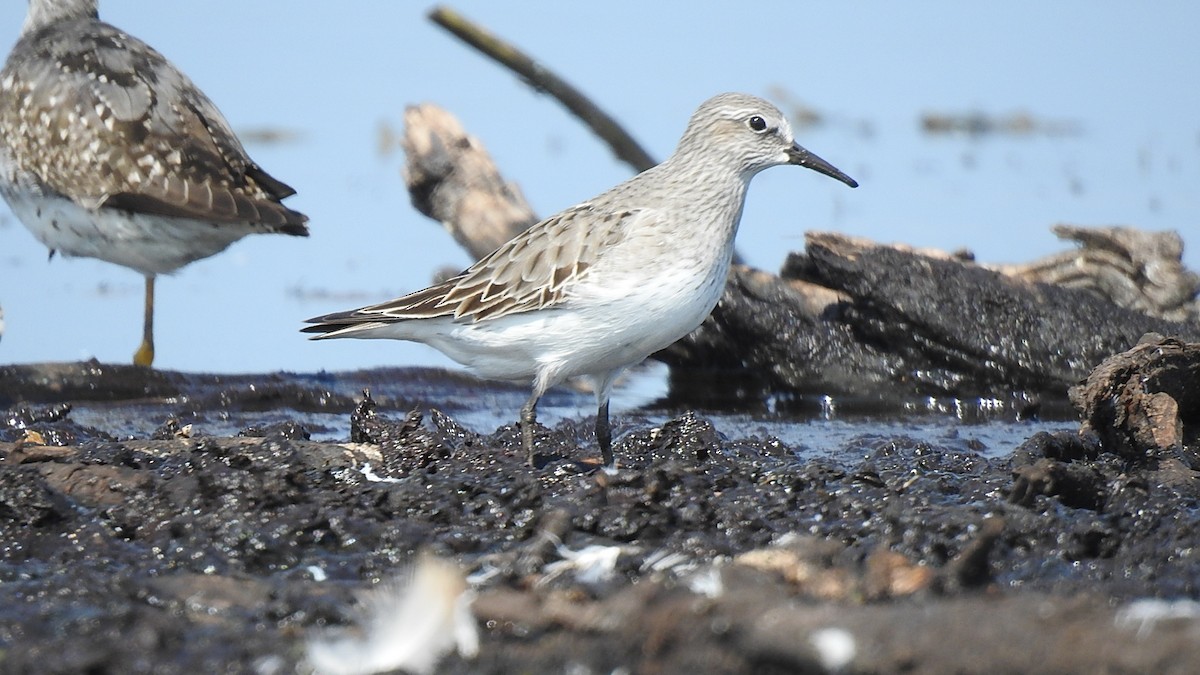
[[1, 361, 1199, 673]]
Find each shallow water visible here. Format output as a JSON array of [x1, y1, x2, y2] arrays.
[[28, 361, 1075, 464]]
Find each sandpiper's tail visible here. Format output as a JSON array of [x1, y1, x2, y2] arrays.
[[301, 309, 397, 340]]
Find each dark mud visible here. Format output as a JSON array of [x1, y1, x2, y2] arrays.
[[1, 361, 1199, 673]]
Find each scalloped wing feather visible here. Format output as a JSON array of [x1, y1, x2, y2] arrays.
[[307, 204, 648, 332]]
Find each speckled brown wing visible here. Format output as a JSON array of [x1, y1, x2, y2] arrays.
[[304, 204, 639, 332], [0, 19, 307, 235]]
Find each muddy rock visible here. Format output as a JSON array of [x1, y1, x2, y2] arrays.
[[1070, 334, 1200, 465]]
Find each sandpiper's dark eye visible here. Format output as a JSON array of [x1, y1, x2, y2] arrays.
[[747, 115, 768, 132]]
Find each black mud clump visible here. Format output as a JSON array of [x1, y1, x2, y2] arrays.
[[1, 359, 1200, 672]]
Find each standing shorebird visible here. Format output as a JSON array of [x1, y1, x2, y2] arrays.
[[305, 93, 857, 466], [0, 0, 308, 366]]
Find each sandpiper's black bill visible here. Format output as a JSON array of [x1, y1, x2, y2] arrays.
[[787, 142, 858, 188]]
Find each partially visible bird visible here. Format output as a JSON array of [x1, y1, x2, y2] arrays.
[[0, 0, 308, 366], [305, 93, 857, 466]]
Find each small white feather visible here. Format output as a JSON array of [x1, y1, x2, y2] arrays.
[[306, 555, 479, 675]]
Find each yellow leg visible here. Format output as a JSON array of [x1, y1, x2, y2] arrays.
[[133, 275, 155, 367]]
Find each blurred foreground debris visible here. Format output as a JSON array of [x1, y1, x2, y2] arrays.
[[3, 354, 1200, 671], [306, 554, 478, 675]]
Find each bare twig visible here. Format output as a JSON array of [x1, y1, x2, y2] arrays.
[[428, 5, 656, 173]]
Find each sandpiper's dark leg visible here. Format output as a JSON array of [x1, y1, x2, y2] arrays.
[[592, 369, 624, 467], [596, 399, 613, 466], [520, 394, 539, 466], [133, 275, 156, 367]]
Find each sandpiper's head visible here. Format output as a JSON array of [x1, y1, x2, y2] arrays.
[[677, 92, 857, 188], [23, 0, 98, 35]]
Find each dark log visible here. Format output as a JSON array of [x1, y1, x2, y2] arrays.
[[800, 232, 1199, 391], [665, 233, 1200, 405], [656, 266, 906, 408]]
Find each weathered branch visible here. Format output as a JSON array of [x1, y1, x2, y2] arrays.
[[401, 104, 536, 261], [988, 225, 1200, 323], [428, 5, 656, 173]]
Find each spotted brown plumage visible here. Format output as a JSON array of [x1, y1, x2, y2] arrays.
[[0, 0, 308, 366]]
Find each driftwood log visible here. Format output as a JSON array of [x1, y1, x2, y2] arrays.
[[719, 234, 1193, 393], [400, 104, 1200, 407], [991, 225, 1200, 324], [1068, 335, 1200, 464], [400, 104, 535, 261]]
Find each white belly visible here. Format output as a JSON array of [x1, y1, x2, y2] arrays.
[[2, 189, 253, 276], [361, 251, 731, 391]]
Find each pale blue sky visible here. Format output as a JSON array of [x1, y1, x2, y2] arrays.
[[1, 2, 1197, 373]]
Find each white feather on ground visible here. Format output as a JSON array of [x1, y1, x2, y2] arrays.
[[305, 555, 479, 675]]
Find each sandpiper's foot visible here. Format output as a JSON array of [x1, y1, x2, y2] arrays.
[[134, 276, 155, 367], [133, 338, 154, 367]]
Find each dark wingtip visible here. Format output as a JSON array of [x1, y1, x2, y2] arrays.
[[301, 308, 362, 337], [280, 217, 310, 237], [300, 322, 347, 338], [248, 164, 300, 201]]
